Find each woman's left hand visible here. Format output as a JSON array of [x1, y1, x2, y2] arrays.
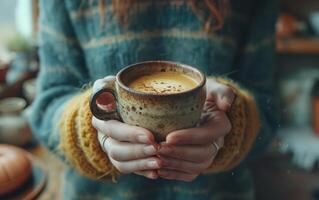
[[158, 79, 236, 182]]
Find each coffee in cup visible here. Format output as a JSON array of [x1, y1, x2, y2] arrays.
[[90, 61, 206, 141], [128, 71, 199, 94]]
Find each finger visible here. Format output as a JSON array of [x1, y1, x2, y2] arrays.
[[93, 76, 115, 94], [215, 87, 236, 112], [159, 156, 211, 174], [97, 131, 108, 153], [158, 143, 214, 163], [110, 157, 162, 174], [158, 169, 198, 182], [211, 137, 224, 160], [166, 111, 231, 145], [215, 137, 225, 150], [134, 170, 158, 179], [166, 127, 218, 145], [92, 118, 155, 144], [206, 80, 235, 112], [106, 138, 157, 161], [166, 119, 231, 145]]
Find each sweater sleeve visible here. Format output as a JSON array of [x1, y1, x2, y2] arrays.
[[29, 0, 117, 180], [206, 0, 279, 172]]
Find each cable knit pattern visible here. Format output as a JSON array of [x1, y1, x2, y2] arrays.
[[59, 90, 118, 180], [59, 97, 101, 178], [78, 90, 118, 177], [224, 89, 260, 170]]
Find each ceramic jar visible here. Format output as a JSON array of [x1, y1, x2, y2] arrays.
[[0, 97, 32, 146]]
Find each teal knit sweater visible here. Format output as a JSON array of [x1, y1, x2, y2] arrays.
[[29, 0, 278, 199]]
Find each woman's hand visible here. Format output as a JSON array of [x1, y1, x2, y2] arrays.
[[92, 76, 161, 179], [157, 79, 235, 182]]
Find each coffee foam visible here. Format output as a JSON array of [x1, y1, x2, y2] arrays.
[[128, 72, 199, 94]]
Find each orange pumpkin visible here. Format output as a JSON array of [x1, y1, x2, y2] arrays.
[[0, 144, 32, 195]]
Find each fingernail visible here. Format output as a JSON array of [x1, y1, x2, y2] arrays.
[[137, 135, 149, 143], [147, 160, 159, 168], [144, 145, 157, 155]]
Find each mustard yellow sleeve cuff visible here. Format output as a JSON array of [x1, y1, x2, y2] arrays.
[[205, 77, 260, 172], [59, 89, 118, 180]]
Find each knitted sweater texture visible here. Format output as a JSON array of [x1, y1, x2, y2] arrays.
[[29, 0, 278, 199]]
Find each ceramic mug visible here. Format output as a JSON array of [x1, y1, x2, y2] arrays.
[[90, 61, 206, 141]]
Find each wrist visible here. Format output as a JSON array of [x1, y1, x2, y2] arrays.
[[59, 89, 119, 180]]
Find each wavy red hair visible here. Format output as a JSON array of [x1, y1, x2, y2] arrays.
[[98, 0, 230, 31]]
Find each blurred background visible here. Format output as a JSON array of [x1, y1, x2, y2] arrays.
[[1, 0, 319, 199]]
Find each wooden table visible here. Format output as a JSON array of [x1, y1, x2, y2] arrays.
[[27, 145, 63, 200]]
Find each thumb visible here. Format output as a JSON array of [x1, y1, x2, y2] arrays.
[[206, 79, 236, 111], [215, 89, 235, 112]]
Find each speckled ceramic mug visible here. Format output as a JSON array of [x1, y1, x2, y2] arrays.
[[90, 61, 206, 141]]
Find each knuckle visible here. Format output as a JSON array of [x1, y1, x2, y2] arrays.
[[146, 172, 154, 179], [224, 86, 233, 95], [93, 79, 103, 89], [188, 163, 203, 174], [133, 145, 143, 159], [103, 75, 114, 80], [139, 159, 151, 170], [207, 145, 215, 156], [138, 172, 148, 178], [111, 160, 120, 170], [166, 172, 175, 179], [104, 120, 114, 128], [129, 130, 138, 142], [91, 117, 97, 128], [187, 168, 198, 174], [91, 117, 102, 130], [225, 119, 232, 134], [103, 120, 117, 135], [204, 156, 214, 167], [115, 163, 128, 174], [107, 147, 117, 160], [117, 167, 126, 173], [185, 175, 198, 182]]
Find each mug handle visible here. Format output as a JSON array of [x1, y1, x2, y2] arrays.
[[90, 77, 122, 121]]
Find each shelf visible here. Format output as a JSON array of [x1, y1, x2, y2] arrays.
[[277, 37, 319, 54]]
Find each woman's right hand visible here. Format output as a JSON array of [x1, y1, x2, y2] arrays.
[[92, 77, 161, 179]]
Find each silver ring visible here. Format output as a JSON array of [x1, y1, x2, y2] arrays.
[[101, 135, 109, 152], [212, 142, 220, 153]]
